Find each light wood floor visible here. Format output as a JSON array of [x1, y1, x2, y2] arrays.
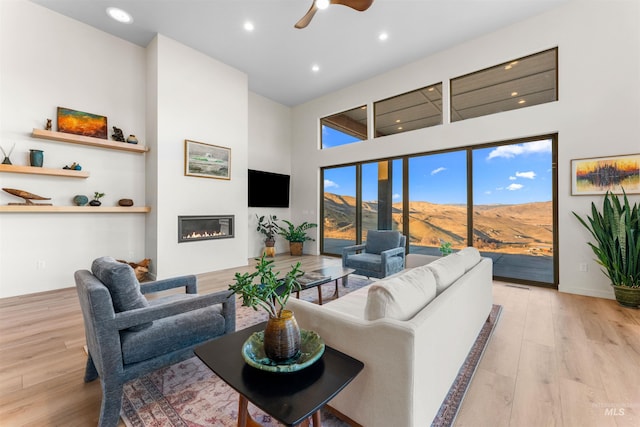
[[1, 255, 639, 426]]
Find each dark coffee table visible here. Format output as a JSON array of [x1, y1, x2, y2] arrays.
[[195, 323, 363, 426], [296, 266, 355, 305]]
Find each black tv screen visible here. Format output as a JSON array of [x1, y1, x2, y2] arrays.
[[248, 169, 290, 208]]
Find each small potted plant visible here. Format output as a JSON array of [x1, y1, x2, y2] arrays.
[[89, 192, 105, 206], [277, 220, 318, 256], [573, 190, 640, 307], [439, 239, 453, 256], [229, 254, 304, 361], [256, 214, 279, 256]]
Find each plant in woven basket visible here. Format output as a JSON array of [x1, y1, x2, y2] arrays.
[[573, 190, 640, 307]]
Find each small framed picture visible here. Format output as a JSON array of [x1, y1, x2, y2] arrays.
[[571, 153, 640, 195], [57, 107, 107, 139], [184, 140, 231, 180]]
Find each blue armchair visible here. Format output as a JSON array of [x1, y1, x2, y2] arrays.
[[75, 256, 235, 427], [342, 230, 406, 279]]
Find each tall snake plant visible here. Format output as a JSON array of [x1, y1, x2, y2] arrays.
[[573, 191, 640, 288]]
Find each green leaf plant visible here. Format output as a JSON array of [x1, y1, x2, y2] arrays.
[[228, 254, 305, 318], [277, 220, 318, 243], [573, 190, 640, 288]]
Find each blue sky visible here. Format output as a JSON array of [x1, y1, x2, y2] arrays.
[[323, 134, 552, 205]]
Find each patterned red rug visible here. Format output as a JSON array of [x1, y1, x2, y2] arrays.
[[121, 277, 501, 427]]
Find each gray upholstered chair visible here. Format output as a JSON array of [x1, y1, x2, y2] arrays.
[[342, 230, 406, 279], [75, 256, 235, 427]]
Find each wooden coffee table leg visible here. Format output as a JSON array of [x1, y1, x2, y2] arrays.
[[317, 285, 323, 305], [312, 410, 322, 426], [238, 395, 262, 427]]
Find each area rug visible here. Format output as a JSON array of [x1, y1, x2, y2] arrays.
[[121, 277, 501, 427]]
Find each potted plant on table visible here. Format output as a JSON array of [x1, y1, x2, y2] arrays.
[[256, 214, 279, 257], [277, 220, 318, 256], [573, 190, 640, 308], [229, 254, 305, 361]]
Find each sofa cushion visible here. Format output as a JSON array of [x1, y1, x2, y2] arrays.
[[121, 303, 225, 364], [426, 255, 465, 294], [364, 267, 437, 321], [91, 256, 151, 331], [364, 230, 401, 255], [455, 247, 481, 272]]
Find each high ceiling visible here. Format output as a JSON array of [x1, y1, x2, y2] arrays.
[[30, 0, 569, 106]]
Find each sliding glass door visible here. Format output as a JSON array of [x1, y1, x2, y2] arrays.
[[322, 166, 357, 256], [408, 151, 468, 255], [472, 138, 556, 284]]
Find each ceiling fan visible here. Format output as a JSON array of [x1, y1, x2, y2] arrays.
[[295, 0, 374, 29]]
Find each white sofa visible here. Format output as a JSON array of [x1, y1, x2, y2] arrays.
[[287, 247, 493, 427]]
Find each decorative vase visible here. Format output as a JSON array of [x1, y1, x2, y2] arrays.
[[73, 195, 88, 206], [263, 310, 301, 362], [289, 242, 303, 256], [126, 135, 138, 144], [612, 285, 640, 308], [264, 238, 276, 257], [118, 198, 134, 207], [29, 149, 44, 167], [89, 199, 102, 206], [1, 156, 11, 165]]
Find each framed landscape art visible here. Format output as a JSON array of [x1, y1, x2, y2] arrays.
[[184, 140, 231, 180], [57, 107, 107, 139], [571, 153, 640, 195]]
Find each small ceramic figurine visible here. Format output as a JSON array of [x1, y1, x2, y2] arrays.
[[45, 119, 52, 131], [112, 126, 125, 142], [126, 135, 138, 144]]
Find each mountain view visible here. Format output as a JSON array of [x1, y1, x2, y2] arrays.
[[324, 193, 553, 256]]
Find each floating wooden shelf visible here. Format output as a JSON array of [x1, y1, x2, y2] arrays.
[[31, 129, 149, 153], [0, 206, 151, 213], [0, 164, 89, 178]]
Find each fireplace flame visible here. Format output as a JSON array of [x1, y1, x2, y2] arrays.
[[183, 231, 226, 240]]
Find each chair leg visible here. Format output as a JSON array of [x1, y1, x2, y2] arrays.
[[98, 379, 124, 427], [84, 353, 99, 382]]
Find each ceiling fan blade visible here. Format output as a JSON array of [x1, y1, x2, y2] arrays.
[[330, 0, 374, 12], [294, 2, 319, 29]]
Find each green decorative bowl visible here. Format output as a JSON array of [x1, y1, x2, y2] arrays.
[[242, 329, 324, 372]]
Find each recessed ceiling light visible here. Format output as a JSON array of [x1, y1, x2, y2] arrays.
[[106, 7, 133, 24], [312, 64, 320, 72], [397, 126, 403, 130], [504, 65, 512, 70], [317, 0, 330, 10], [427, 87, 434, 91], [379, 32, 389, 41], [244, 21, 254, 32], [395, 119, 401, 123], [518, 99, 526, 104], [361, 106, 367, 109], [511, 91, 518, 96]]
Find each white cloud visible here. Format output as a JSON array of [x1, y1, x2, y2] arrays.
[[431, 167, 447, 175], [392, 193, 401, 200], [507, 183, 524, 191], [515, 171, 536, 179], [509, 176, 516, 180], [485, 190, 492, 195], [487, 139, 552, 160], [496, 187, 504, 191], [324, 179, 338, 189]]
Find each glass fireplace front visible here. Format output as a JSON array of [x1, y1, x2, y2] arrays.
[[178, 215, 234, 243]]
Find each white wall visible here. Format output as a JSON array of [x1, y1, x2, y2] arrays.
[[247, 92, 292, 257], [290, 0, 640, 299], [148, 35, 249, 278], [0, 0, 147, 298]]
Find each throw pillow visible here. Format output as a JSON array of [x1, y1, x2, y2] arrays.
[[91, 256, 151, 330], [426, 255, 465, 294], [365, 268, 437, 321]]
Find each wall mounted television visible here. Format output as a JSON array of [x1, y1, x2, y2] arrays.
[[248, 169, 290, 208]]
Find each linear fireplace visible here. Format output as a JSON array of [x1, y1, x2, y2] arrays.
[[178, 215, 234, 243]]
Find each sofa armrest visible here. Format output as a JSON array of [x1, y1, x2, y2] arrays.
[[140, 275, 198, 294], [113, 289, 235, 332]]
